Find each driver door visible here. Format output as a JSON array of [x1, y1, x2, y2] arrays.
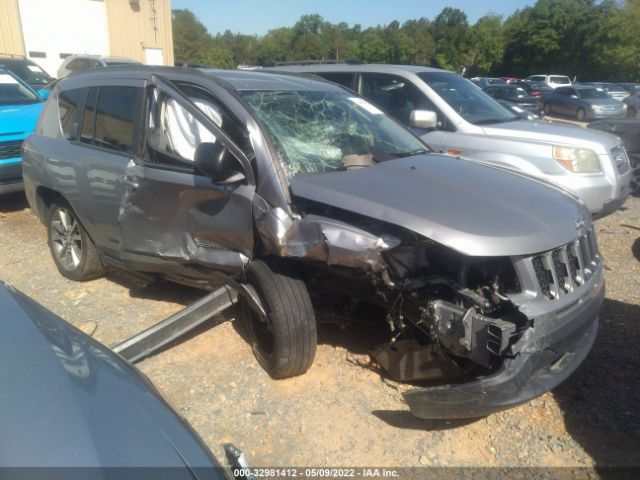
[[118, 76, 255, 276]]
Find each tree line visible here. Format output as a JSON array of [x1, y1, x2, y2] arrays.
[[172, 0, 640, 81]]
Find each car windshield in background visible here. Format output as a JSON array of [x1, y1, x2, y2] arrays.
[[606, 84, 627, 92], [578, 88, 610, 99], [500, 86, 527, 98], [240, 89, 427, 178], [12, 63, 52, 87], [0, 72, 39, 104], [551, 76, 571, 84], [418, 72, 518, 125]]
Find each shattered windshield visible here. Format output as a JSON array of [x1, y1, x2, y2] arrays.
[[240, 89, 427, 177]]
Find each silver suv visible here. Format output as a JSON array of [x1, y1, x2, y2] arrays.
[[23, 66, 603, 419], [272, 64, 631, 218]]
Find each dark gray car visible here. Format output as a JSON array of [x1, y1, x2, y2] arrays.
[[543, 85, 626, 120], [23, 66, 604, 419], [0, 280, 240, 478]]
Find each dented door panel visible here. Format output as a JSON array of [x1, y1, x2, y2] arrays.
[[118, 162, 254, 274]]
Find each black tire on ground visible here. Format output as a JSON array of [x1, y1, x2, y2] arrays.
[[576, 108, 586, 121], [544, 103, 551, 115], [47, 201, 104, 281], [243, 259, 317, 379]]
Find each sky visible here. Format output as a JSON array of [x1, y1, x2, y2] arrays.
[[171, 0, 536, 36]]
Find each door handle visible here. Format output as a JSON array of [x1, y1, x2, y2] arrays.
[[122, 175, 140, 190]]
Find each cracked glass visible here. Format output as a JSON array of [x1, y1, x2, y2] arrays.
[[240, 89, 426, 178]]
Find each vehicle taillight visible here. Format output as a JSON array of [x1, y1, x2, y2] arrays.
[[531, 91, 541, 96]]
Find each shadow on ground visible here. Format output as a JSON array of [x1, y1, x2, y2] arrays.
[[553, 298, 640, 466], [0, 192, 29, 213]]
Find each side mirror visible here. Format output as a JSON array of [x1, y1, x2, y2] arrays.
[[37, 89, 50, 101], [409, 110, 437, 129], [194, 142, 245, 183]]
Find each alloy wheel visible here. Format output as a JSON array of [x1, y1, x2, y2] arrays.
[[50, 207, 83, 270]]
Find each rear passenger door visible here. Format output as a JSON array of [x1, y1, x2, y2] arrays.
[[63, 81, 144, 254]]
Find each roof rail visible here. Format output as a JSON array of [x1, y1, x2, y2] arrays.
[[272, 59, 363, 67]]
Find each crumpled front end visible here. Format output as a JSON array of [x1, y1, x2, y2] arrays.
[[255, 191, 604, 418]]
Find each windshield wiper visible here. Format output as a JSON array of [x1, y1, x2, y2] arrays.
[[388, 148, 428, 159], [474, 117, 518, 125]]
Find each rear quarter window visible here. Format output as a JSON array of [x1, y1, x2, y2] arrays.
[[58, 88, 83, 140], [316, 72, 356, 90]]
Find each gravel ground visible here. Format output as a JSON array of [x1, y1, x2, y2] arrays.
[[1, 191, 639, 471]]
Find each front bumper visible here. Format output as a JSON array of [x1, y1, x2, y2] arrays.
[[0, 158, 23, 194], [403, 275, 604, 419]]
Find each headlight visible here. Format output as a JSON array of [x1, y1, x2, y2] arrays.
[[553, 146, 601, 173], [592, 104, 604, 112]]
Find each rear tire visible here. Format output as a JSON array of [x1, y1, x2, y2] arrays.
[[576, 108, 586, 121], [47, 201, 104, 281], [544, 103, 551, 115], [628, 107, 637, 118], [243, 259, 317, 379]]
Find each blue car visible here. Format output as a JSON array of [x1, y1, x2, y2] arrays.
[[0, 68, 44, 194]]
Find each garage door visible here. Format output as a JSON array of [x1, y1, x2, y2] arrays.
[[18, 0, 109, 77]]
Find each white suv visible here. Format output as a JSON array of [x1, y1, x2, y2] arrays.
[[526, 74, 572, 89]]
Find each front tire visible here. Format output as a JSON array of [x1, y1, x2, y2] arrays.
[[243, 259, 317, 379], [47, 202, 104, 281], [576, 108, 586, 121]]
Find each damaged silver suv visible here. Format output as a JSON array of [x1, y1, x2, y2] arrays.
[[22, 67, 604, 419]]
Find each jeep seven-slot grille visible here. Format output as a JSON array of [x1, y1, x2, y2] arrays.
[[0, 140, 22, 160], [532, 228, 600, 300]]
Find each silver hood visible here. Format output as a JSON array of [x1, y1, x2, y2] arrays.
[[482, 119, 620, 151], [290, 155, 588, 257]]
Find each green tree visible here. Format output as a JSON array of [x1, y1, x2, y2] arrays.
[[172, 9, 233, 67], [401, 18, 433, 65], [469, 14, 504, 75], [429, 7, 472, 71], [358, 27, 389, 63]]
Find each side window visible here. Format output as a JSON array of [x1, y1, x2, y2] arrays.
[[93, 86, 140, 153], [80, 87, 98, 145], [146, 84, 249, 166], [58, 88, 83, 141], [66, 59, 79, 71], [316, 72, 355, 91], [360, 73, 448, 129]]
